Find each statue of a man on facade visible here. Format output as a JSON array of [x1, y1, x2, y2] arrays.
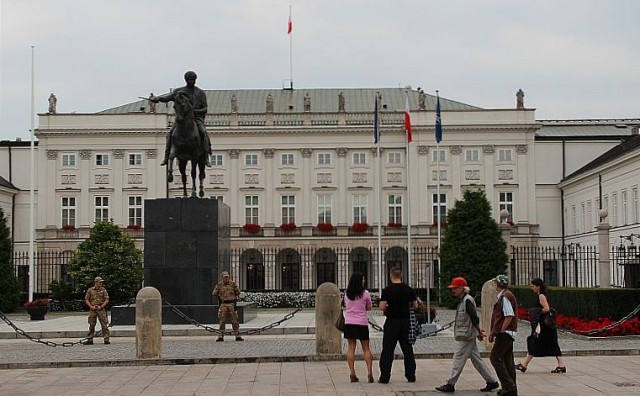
[[48, 93, 57, 114]]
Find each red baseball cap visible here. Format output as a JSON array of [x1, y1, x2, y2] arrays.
[[447, 277, 467, 288]]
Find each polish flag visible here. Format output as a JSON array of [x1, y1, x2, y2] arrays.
[[404, 94, 413, 143]]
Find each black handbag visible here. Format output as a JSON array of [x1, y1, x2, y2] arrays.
[[335, 310, 345, 332], [543, 308, 556, 328]]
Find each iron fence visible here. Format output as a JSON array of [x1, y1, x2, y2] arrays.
[[12, 251, 75, 297]]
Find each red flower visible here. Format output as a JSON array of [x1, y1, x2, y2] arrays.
[[280, 223, 297, 232], [127, 224, 141, 230], [243, 224, 261, 234], [387, 222, 402, 228], [62, 224, 75, 231], [24, 299, 51, 307], [351, 222, 369, 233], [316, 223, 334, 232]]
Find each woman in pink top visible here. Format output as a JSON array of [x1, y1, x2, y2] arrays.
[[344, 272, 373, 383]]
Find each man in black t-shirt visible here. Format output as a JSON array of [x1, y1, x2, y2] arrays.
[[378, 266, 418, 383]]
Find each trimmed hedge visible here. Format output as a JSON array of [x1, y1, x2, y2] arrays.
[[510, 286, 640, 321]]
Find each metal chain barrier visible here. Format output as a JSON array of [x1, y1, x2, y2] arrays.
[[163, 299, 302, 336], [0, 300, 134, 348], [565, 303, 640, 336], [368, 316, 455, 339]]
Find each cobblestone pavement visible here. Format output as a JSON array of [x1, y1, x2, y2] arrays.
[[2, 310, 640, 395]]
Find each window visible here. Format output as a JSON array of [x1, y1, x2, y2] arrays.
[[498, 149, 513, 162], [352, 194, 368, 223], [210, 195, 224, 203], [128, 196, 143, 226], [432, 193, 447, 223], [571, 205, 577, 234], [633, 187, 639, 223], [580, 203, 585, 234], [128, 153, 143, 166], [281, 153, 295, 166], [622, 190, 628, 225], [211, 154, 224, 166], [245, 195, 259, 224], [465, 149, 479, 162], [94, 196, 109, 223], [388, 152, 402, 165], [62, 153, 76, 167], [499, 192, 514, 222], [281, 195, 296, 224], [317, 194, 332, 224], [317, 153, 331, 166], [388, 194, 402, 224], [61, 197, 76, 227], [95, 154, 110, 166], [587, 200, 592, 230], [431, 149, 446, 162], [245, 154, 258, 166], [353, 152, 366, 166]]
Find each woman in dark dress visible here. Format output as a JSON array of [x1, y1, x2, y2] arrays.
[[516, 278, 566, 373]]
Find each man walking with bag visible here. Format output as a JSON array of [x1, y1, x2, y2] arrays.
[[436, 277, 499, 393], [489, 275, 519, 396]]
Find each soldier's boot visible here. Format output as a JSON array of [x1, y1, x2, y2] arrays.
[[235, 336, 244, 341], [216, 336, 224, 342], [104, 339, 110, 345], [204, 147, 212, 167], [83, 339, 94, 345]]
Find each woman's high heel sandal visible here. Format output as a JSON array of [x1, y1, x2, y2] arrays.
[[551, 366, 567, 373], [350, 374, 359, 382], [515, 363, 527, 373]]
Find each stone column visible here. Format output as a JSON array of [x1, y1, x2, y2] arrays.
[[480, 280, 497, 352], [315, 282, 342, 354], [136, 287, 162, 359], [597, 209, 612, 288]]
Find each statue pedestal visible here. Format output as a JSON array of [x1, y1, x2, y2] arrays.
[[112, 198, 231, 326]]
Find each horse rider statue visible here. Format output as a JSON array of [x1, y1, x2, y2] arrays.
[[150, 71, 212, 167]]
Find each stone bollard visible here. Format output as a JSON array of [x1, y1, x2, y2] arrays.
[[315, 282, 342, 355], [481, 280, 498, 352], [136, 287, 162, 359]]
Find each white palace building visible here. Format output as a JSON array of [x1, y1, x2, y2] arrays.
[[1, 87, 639, 291]]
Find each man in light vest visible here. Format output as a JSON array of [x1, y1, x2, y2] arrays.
[[436, 277, 498, 393]]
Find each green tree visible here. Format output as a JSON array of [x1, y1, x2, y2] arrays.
[[0, 207, 21, 312], [67, 220, 143, 305], [439, 190, 508, 308]]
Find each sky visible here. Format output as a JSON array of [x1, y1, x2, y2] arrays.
[[1, 0, 639, 141]]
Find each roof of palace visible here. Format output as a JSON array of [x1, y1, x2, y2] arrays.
[[536, 119, 640, 138], [98, 88, 482, 115], [0, 175, 18, 191], [563, 134, 640, 181]]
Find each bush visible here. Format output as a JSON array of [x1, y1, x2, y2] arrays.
[[0, 207, 20, 312]]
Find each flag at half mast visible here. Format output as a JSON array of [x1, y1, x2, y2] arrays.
[[404, 94, 413, 143], [435, 92, 442, 144]]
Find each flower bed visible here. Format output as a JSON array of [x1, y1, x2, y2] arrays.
[[23, 298, 51, 307], [517, 306, 640, 336], [239, 291, 381, 308]]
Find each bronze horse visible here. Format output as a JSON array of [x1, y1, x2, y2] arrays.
[[167, 91, 206, 198]]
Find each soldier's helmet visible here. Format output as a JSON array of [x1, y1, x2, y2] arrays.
[[184, 71, 197, 80], [94, 276, 104, 282]]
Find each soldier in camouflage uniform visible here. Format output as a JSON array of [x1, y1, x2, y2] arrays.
[[84, 276, 110, 345], [212, 271, 243, 342]]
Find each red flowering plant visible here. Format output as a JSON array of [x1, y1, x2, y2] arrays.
[[62, 224, 75, 231], [242, 223, 261, 234], [316, 223, 334, 232], [431, 221, 447, 228], [517, 306, 640, 337], [280, 223, 297, 232], [387, 222, 403, 228], [126, 224, 142, 230], [23, 298, 51, 307], [351, 222, 369, 233]]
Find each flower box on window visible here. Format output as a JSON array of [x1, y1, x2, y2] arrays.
[[243, 224, 261, 234], [351, 222, 369, 233], [61, 224, 76, 232], [279, 223, 297, 232], [127, 224, 141, 230], [431, 221, 448, 228], [387, 222, 402, 228], [316, 223, 334, 232]]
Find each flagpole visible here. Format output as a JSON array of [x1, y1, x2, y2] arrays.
[[404, 92, 413, 288], [435, 90, 442, 304], [288, 5, 293, 89], [374, 94, 383, 295], [28, 45, 36, 302]]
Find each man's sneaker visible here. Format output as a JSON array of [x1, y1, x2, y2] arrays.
[[104, 340, 110, 345], [435, 384, 455, 393], [216, 337, 224, 342], [481, 382, 499, 392], [235, 336, 244, 341], [83, 339, 94, 345]]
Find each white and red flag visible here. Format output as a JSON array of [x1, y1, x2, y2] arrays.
[[404, 94, 413, 143], [287, 13, 292, 34]]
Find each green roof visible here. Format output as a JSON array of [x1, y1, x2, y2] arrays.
[[99, 88, 482, 115]]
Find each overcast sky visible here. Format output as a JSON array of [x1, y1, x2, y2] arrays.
[[1, 0, 639, 141]]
